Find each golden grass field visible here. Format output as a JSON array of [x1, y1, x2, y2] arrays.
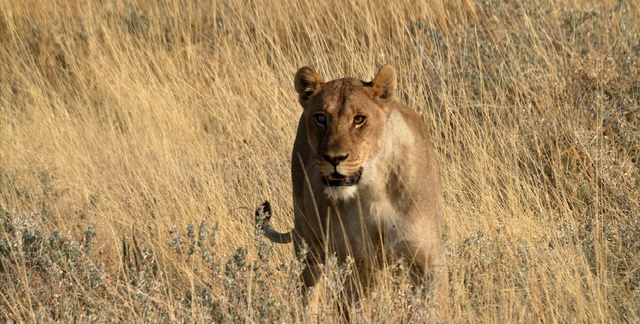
[[0, 0, 639, 322]]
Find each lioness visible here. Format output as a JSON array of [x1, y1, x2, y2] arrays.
[[256, 65, 448, 319]]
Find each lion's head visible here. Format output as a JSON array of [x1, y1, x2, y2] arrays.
[[294, 65, 397, 199]]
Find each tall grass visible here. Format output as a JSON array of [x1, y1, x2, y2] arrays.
[[0, 0, 638, 322]]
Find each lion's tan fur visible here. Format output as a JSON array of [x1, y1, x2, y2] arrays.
[[259, 65, 448, 319]]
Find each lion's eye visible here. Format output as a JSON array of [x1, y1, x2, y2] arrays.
[[315, 113, 327, 125], [353, 116, 366, 125]]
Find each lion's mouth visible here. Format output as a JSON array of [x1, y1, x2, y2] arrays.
[[322, 169, 362, 187]]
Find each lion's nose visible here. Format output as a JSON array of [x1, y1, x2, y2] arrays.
[[322, 153, 348, 167]]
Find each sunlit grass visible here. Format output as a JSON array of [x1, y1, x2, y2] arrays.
[[0, 0, 639, 322]]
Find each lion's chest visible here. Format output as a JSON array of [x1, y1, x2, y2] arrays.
[[331, 191, 408, 257]]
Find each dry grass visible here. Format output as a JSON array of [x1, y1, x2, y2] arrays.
[[0, 0, 639, 322]]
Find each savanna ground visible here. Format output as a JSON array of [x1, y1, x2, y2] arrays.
[[0, 0, 639, 322]]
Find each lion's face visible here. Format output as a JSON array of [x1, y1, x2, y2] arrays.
[[305, 79, 389, 186], [294, 66, 396, 198]]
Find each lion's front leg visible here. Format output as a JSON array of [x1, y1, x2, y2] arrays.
[[300, 262, 323, 322], [296, 238, 324, 321], [409, 247, 450, 322]]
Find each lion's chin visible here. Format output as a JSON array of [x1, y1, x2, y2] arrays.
[[321, 169, 362, 200], [324, 185, 358, 200]]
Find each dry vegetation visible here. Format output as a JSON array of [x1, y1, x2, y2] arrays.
[[0, 0, 639, 322]]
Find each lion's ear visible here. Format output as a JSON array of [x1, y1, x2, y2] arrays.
[[371, 64, 396, 102], [294, 66, 323, 101]]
